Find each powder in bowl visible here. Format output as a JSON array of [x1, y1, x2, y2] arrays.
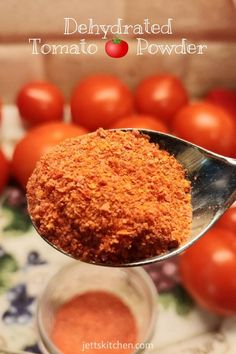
[[51, 291, 137, 354]]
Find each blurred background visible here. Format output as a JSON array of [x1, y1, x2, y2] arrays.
[[0, 0, 236, 101]]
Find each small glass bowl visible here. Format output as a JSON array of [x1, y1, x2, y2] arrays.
[[37, 261, 158, 354]]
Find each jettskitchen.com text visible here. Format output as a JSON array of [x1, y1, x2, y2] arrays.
[[81, 341, 154, 351]]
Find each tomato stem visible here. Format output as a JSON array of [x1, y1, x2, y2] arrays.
[[112, 38, 121, 44]]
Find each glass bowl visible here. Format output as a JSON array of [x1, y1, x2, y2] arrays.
[[37, 261, 158, 354]]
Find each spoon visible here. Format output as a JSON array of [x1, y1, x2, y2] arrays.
[[31, 129, 236, 267]]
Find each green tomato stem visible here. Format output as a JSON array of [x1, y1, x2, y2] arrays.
[[112, 38, 121, 44]]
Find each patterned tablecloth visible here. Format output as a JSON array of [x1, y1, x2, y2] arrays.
[[0, 106, 236, 354]]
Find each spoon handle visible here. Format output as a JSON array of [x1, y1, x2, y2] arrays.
[[226, 157, 236, 166]]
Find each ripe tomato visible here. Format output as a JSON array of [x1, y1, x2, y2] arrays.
[[0, 150, 9, 194], [206, 88, 236, 119], [172, 102, 236, 156], [135, 75, 188, 122], [217, 206, 236, 233], [110, 114, 169, 132], [105, 39, 129, 58], [17, 81, 64, 127], [179, 227, 236, 316], [71, 75, 134, 131], [11, 122, 87, 188]]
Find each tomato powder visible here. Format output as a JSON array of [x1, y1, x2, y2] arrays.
[[51, 291, 137, 354], [27, 129, 192, 265]]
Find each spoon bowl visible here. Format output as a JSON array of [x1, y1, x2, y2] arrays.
[[31, 129, 236, 267], [126, 129, 236, 266]]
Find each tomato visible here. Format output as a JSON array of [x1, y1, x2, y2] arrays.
[[17, 81, 64, 127], [217, 206, 236, 232], [105, 39, 129, 58], [172, 102, 236, 156], [11, 122, 87, 188], [110, 114, 169, 132], [0, 97, 2, 122], [0, 150, 9, 194], [134, 75, 188, 122], [179, 227, 236, 316], [206, 88, 236, 119], [71, 75, 134, 131]]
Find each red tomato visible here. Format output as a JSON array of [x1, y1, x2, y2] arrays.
[[179, 227, 236, 316], [217, 206, 236, 233], [105, 39, 129, 58], [110, 114, 169, 132], [17, 81, 64, 127], [172, 102, 236, 156], [71, 75, 133, 131], [0, 150, 9, 194], [11, 122, 87, 188], [135, 75, 188, 122], [206, 88, 236, 119]]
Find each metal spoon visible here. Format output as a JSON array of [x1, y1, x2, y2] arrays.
[[31, 129, 236, 267]]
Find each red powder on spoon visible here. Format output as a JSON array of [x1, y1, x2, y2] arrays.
[[52, 291, 137, 354]]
